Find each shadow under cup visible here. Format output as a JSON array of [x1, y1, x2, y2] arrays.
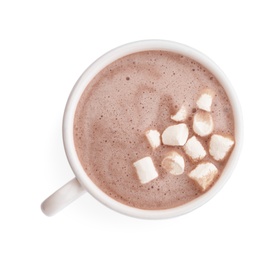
[[43, 40, 243, 219]]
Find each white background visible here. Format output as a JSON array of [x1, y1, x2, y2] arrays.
[[1, 1, 275, 259]]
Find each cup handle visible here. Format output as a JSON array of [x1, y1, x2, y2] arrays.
[[41, 178, 85, 216]]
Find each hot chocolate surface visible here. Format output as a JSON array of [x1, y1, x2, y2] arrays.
[[74, 51, 234, 209]]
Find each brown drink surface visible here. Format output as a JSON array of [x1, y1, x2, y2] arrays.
[[74, 51, 234, 210]]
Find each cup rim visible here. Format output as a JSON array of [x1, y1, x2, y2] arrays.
[[62, 39, 243, 219]]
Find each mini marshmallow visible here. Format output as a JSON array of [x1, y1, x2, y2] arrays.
[[209, 134, 235, 161], [161, 123, 189, 146], [171, 104, 187, 122], [133, 156, 158, 184], [193, 111, 214, 137], [161, 151, 185, 175], [145, 130, 161, 149], [188, 162, 218, 191], [184, 136, 206, 162], [196, 91, 214, 112]]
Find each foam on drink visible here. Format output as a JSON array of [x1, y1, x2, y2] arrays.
[[74, 51, 235, 210]]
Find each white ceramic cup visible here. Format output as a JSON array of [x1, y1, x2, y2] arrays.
[[41, 40, 243, 219]]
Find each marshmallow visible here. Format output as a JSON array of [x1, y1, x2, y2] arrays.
[[161, 151, 185, 175], [193, 111, 214, 137], [196, 90, 214, 112], [133, 156, 158, 184], [209, 134, 235, 161], [188, 162, 218, 191], [161, 123, 189, 146], [171, 104, 187, 122], [145, 130, 161, 149], [184, 136, 206, 162]]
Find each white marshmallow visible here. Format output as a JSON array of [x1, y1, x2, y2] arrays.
[[188, 162, 218, 191], [133, 157, 158, 184], [161, 151, 185, 175], [196, 93, 213, 112], [161, 123, 189, 146], [193, 111, 214, 137], [184, 136, 206, 162], [171, 104, 187, 122], [145, 130, 161, 149], [209, 134, 235, 161]]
